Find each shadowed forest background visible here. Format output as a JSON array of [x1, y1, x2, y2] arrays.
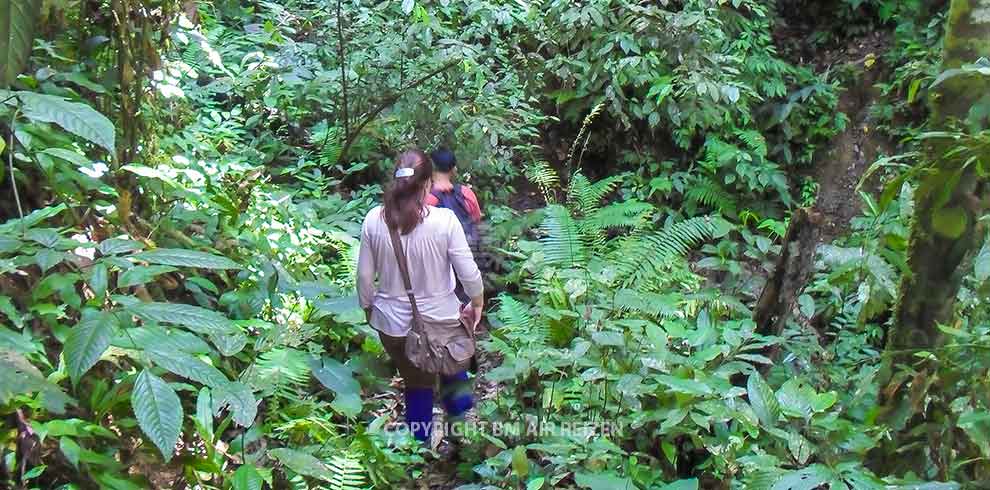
[[1, 0, 990, 488]]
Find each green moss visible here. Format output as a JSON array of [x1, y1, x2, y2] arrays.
[[942, 0, 990, 68]]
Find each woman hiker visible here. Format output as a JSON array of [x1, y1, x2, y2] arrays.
[[356, 149, 485, 446]]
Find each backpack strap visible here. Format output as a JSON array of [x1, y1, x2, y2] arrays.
[[387, 225, 426, 336], [450, 184, 471, 211]]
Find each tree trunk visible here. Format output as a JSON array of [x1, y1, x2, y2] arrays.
[[885, 0, 990, 368], [753, 207, 824, 337], [877, 0, 990, 477]]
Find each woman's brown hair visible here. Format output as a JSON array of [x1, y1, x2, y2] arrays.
[[383, 149, 433, 234]]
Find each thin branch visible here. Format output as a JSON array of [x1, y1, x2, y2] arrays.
[[8, 110, 24, 224], [336, 0, 349, 142], [339, 59, 460, 163]]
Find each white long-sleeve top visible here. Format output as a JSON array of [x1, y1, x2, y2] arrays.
[[357, 205, 483, 337]]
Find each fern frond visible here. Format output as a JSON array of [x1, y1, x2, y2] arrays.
[[686, 177, 737, 215], [701, 137, 740, 170], [325, 454, 368, 490], [539, 204, 587, 267], [249, 347, 312, 397], [496, 295, 535, 331], [612, 217, 717, 286], [309, 122, 343, 167], [567, 172, 624, 217], [582, 200, 654, 232], [495, 294, 549, 347], [612, 289, 681, 319], [735, 128, 768, 157], [525, 160, 560, 204]]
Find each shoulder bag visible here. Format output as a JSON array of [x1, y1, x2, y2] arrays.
[[387, 225, 475, 376]]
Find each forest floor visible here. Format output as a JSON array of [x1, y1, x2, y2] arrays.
[[811, 30, 895, 242]]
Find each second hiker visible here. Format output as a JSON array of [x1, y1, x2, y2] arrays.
[[425, 148, 485, 302]]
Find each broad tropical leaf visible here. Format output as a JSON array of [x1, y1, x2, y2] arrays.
[[268, 448, 333, 480], [112, 326, 212, 354], [0, 348, 74, 413], [976, 238, 990, 282], [64, 310, 117, 383], [147, 348, 229, 388], [131, 370, 183, 461], [118, 265, 177, 288], [213, 381, 257, 427], [747, 371, 781, 428], [209, 331, 247, 356], [15, 91, 116, 153], [0, 0, 41, 87], [232, 464, 265, 490], [574, 472, 635, 490], [132, 248, 242, 270], [129, 302, 234, 336], [97, 238, 144, 256], [310, 356, 362, 417], [771, 464, 836, 490]]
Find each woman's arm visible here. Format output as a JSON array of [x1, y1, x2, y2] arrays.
[[356, 220, 376, 321], [446, 213, 484, 327]]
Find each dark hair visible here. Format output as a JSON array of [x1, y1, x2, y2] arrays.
[[383, 149, 433, 234], [431, 148, 457, 173]]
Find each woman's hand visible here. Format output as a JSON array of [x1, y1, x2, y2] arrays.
[[462, 300, 484, 332]]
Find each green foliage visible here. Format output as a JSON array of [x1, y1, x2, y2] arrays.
[[0, 0, 39, 86], [1, 0, 983, 488], [131, 369, 184, 462]]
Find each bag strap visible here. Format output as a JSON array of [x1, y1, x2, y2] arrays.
[[387, 225, 425, 334]]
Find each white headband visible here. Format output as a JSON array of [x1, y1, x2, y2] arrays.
[[395, 168, 415, 178]]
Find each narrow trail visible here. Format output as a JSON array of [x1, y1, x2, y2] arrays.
[[811, 31, 896, 242]]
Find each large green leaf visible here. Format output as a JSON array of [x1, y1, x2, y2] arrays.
[[660, 479, 699, 490], [146, 348, 228, 388], [310, 356, 362, 417], [0, 348, 74, 413], [129, 302, 234, 336], [209, 331, 247, 356], [268, 448, 333, 481], [131, 370, 183, 462], [213, 381, 257, 427], [976, 238, 990, 282], [132, 248, 241, 270], [574, 472, 634, 490], [747, 371, 780, 428], [655, 375, 711, 396], [112, 326, 212, 354], [771, 464, 836, 490], [118, 265, 177, 288], [310, 356, 360, 396], [231, 464, 265, 490], [0, 0, 41, 87], [64, 311, 117, 383], [15, 91, 116, 153], [97, 238, 144, 256]]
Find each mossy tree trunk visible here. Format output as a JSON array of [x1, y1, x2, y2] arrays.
[[880, 0, 990, 476], [887, 0, 990, 363]]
